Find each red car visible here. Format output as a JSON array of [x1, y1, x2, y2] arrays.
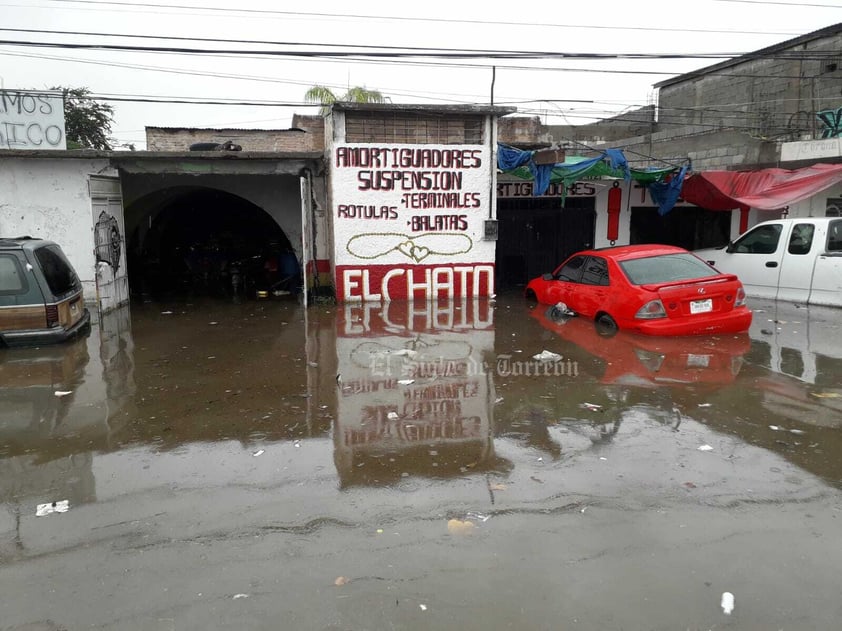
[[524, 245, 752, 336]]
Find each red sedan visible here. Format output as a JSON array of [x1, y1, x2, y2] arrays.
[[524, 245, 752, 336]]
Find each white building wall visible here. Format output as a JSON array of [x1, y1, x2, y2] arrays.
[[328, 145, 496, 301], [0, 157, 114, 302]]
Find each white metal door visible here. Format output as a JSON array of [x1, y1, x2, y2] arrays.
[[777, 221, 822, 303], [809, 219, 842, 307], [721, 222, 787, 299], [90, 176, 128, 313]]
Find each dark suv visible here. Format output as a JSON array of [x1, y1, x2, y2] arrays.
[[0, 237, 91, 348]]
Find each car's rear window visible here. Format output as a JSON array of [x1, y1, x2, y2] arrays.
[[619, 253, 719, 285], [34, 245, 78, 296], [0, 254, 28, 294]]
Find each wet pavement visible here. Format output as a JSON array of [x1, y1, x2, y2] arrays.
[[2, 295, 842, 630]]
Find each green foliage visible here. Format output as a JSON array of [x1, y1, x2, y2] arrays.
[[51, 86, 115, 150], [304, 85, 387, 115]]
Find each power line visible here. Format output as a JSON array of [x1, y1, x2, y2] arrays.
[[711, 0, 842, 7], [2, 35, 837, 61], [14, 0, 815, 37]]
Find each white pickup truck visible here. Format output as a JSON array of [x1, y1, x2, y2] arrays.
[[694, 217, 842, 307]]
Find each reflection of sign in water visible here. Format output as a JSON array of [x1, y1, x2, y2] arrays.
[[95, 210, 122, 273], [333, 300, 496, 486]]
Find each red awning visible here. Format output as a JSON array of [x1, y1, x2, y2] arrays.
[[681, 164, 842, 211]]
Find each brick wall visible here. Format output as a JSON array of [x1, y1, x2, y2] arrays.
[[145, 125, 325, 152]]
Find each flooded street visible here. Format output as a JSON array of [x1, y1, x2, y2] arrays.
[[2, 295, 842, 630]]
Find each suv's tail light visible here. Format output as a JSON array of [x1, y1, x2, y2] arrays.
[[635, 299, 667, 319], [45, 304, 59, 327], [735, 287, 747, 308]]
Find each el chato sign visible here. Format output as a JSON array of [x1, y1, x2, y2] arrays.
[[0, 90, 67, 150], [332, 144, 496, 302]]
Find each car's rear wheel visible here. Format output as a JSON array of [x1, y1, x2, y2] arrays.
[[595, 313, 618, 338]]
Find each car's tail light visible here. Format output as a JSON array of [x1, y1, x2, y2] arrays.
[[735, 287, 747, 308], [46, 304, 59, 327], [635, 299, 667, 319]]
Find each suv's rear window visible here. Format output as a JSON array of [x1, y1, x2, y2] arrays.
[[0, 254, 27, 294], [34, 245, 78, 296], [620, 253, 719, 285]]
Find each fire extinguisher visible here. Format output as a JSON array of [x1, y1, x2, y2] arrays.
[[607, 181, 621, 245]]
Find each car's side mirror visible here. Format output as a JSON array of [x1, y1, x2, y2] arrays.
[[725, 241, 735, 254], [541, 273, 553, 281]]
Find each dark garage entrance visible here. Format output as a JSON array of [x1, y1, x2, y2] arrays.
[[127, 187, 297, 301], [629, 206, 732, 251], [496, 197, 596, 292]]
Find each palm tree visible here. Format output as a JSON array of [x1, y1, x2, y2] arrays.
[[304, 85, 388, 115]]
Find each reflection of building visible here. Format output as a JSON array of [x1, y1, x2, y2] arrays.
[[332, 300, 504, 486]]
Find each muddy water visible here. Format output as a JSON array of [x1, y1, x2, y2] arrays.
[[2, 296, 842, 630]]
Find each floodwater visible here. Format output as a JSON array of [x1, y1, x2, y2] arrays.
[[2, 295, 842, 630]]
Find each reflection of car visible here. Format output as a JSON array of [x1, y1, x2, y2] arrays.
[[0, 237, 91, 348], [524, 244, 752, 336], [531, 306, 751, 386], [0, 336, 90, 452]]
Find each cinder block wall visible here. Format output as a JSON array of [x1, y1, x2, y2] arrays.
[[145, 125, 325, 152], [658, 31, 842, 140]]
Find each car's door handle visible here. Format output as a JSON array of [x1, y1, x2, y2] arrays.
[[765, 261, 778, 268]]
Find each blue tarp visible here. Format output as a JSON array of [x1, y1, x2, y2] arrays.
[[497, 143, 687, 214]]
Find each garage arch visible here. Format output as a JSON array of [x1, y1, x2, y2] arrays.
[[125, 185, 297, 300]]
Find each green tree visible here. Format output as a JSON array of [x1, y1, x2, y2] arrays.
[[304, 85, 387, 115], [51, 86, 115, 150]]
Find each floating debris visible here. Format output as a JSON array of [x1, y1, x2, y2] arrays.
[[697, 444, 714, 452], [721, 591, 735, 615], [447, 519, 476, 536], [54, 390, 72, 397], [36, 500, 69, 516], [533, 349, 562, 362], [397, 379, 415, 385], [252, 449, 265, 457]]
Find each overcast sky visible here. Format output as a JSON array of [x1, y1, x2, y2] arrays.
[[2, 0, 841, 149]]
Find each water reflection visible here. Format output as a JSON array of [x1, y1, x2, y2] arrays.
[[0, 306, 134, 549], [3, 295, 842, 509], [332, 300, 508, 487], [529, 304, 750, 387], [747, 299, 842, 387]]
